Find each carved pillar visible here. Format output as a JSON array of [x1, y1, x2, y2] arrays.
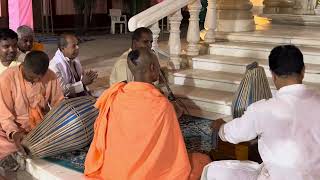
[[216, 0, 254, 32], [293, 0, 317, 15], [315, 0, 320, 14], [263, 0, 280, 14], [187, 0, 202, 56], [204, 0, 216, 43], [263, 0, 318, 15], [168, 10, 182, 70], [150, 22, 160, 52]]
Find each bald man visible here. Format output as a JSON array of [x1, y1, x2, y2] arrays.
[[109, 27, 153, 86], [85, 48, 191, 180], [49, 34, 97, 98]]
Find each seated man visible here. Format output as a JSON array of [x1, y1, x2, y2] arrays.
[[16, 25, 44, 55], [0, 28, 19, 74], [109, 27, 152, 85], [85, 48, 191, 180], [49, 34, 97, 98], [0, 51, 64, 173], [202, 45, 320, 180], [110, 27, 184, 117], [16, 25, 34, 62]]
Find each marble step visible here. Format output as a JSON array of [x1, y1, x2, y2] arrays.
[[216, 31, 320, 47], [183, 108, 230, 121], [192, 54, 320, 83], [209, 41, 320, 65], [26, 159, 84, 180], [170, 85, 233, 116], [264, 14, 320, 27], [170, 69, 320, 93]]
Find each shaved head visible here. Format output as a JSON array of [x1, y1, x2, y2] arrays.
[[127, 48, 160, 83]]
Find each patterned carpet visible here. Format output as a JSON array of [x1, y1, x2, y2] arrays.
[[45, 115, 213, 172]]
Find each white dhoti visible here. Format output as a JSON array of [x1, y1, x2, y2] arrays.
[[201, 160, 267, 180]]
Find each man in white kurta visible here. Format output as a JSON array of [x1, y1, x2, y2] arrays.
[[202, 45, 320, 180], [49, 34, 97, 98]]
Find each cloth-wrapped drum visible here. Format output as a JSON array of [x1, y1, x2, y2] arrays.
[[22, 96, 98, 158], [231, 62, 272, 118]]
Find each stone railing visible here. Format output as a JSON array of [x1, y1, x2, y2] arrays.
[[128, 0, 216, 69]]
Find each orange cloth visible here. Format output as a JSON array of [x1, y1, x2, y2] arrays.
[[32, 42, 44, 51], [85, 82, 191, 180], [18, 68, 46, 129], [0, 66, 64, 159], [188, 153, 212, 180], [28, 106, 44, 129]]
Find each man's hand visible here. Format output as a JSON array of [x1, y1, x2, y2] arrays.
[[82, 70, 98, 85], [211, 118, 226, 131], [12, 132, 27, 157]]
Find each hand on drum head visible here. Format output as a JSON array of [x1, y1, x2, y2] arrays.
[[12, 132, 28, 158]]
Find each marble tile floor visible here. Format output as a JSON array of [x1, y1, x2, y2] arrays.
[[5, 21, 320, 179]]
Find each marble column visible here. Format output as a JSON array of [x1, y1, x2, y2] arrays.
[[293, 0, 317, 15], [168, 10, 183, 70], [187, 0, 202, 56], [150, 22, 160, 52], [263, 0, 280, 14], [263, 0, 304, 14], [315, 0, 320, 14], [204, 0, 216, 43], [216, 0, 254, 32]]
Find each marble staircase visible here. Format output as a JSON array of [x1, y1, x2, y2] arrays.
[[169, 30, 320, 120]]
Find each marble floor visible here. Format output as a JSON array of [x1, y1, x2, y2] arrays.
[[217, 16, 320, 44], [6, 19, 320, 179]]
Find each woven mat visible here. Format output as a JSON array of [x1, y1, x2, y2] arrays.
[[45, 115, 213, 172]]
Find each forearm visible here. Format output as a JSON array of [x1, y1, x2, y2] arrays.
[[0, 118, 19, 140], [218, 116, 258, 144], [57, 75, 84, 97]]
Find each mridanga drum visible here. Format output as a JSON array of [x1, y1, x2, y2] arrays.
[[212, 62, 271, 162], [22, 96, 98, 158], [231, 62, 272, 118]]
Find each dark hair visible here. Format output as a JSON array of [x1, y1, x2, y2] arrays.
[[269, 45, 304, 76], [132, 27, 152, 41], [58, 33, 75, 50], [24, 51, 49, 75], [0, 28, 18, 41]]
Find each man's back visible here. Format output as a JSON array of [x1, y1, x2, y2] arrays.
[[85, 82, 190, 180], [255, 84, 320, 179]]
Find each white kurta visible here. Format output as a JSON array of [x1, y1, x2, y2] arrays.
[[202, 84, 320, 180], [49, 49, 84, 97]]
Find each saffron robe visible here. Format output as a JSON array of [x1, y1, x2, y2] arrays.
[[85, 82, 191, 180], [0, 66, 64, 159]]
